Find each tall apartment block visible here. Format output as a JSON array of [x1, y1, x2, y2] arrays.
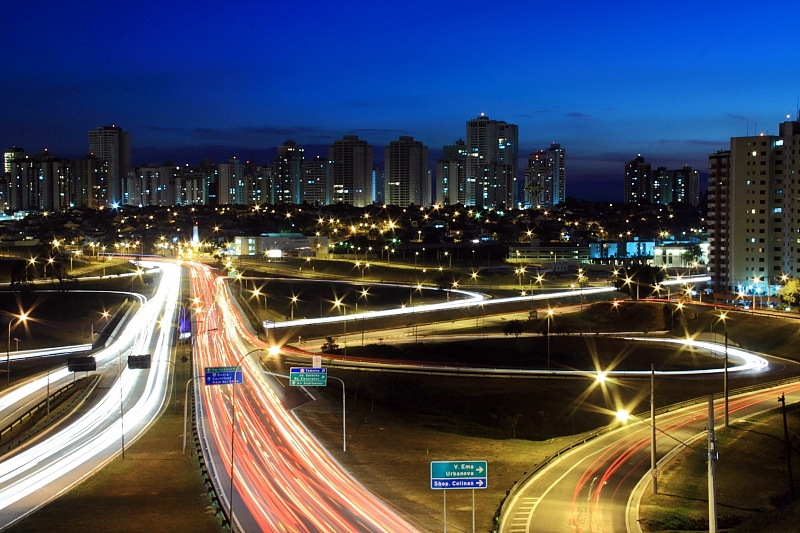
[[273, 141, 304, 204], [217, 157, 246, 205], [465, 114, 518, 209], [435, 139, 467, 206], [625, 155, 699, 206], [624, 155, 651, 203], [524, 142, 565, 207], [385, 136, 429, 207], [328, 136, 373, 207], [707, 115, 800, 295], [301, 156, 331, 205], [88, 126, 130, 205]]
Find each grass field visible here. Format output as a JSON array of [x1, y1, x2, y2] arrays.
[[3, 391, 221, 533], [639, 404, 800, 532]]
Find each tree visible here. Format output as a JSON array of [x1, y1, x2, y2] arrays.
[[614, 265, 665, 300], [321, 337, 340, 354], [682, 244, 703, 265], [778, 279, 800, 309], [502, 319, 524, 337], [507, 413, 522, 439]]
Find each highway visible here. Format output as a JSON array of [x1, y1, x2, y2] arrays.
[[499, 377, 800, 533], [0, 261, 180, 529], [188, 261, 420, 533]]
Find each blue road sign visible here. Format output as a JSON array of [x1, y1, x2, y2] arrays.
[[289, 367, 327, 386], [204, 366, 243, 386], [430, 460, 488, 490]]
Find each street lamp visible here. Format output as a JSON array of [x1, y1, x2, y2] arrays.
[[290, 295, 298, 320], [229, 347, 266, 529], [546, 309, 554, 369], [7, 313, 28, 388], [717, 311, 730, 427]]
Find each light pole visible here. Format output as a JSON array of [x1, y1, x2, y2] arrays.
[[717, 311, 730, 427], [290, 295, 298, 320], [546, 309, 553, 369], [229, 347, 265, 530], [7, 313, 28, 388]]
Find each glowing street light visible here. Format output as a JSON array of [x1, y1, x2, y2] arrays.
[[7, 313, 28, 388]]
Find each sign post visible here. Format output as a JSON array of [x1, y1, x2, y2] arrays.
[[430, 460, 487, 533], [289, 367, 327, 387], [204, 366, 243, 386]]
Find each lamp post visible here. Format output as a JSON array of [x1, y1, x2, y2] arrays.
[[546, 309, 553, 369], [229, 347, 265, 530], [290, 295, 298, 320], [7, 313, 27, 388], [717, 311, 730, 427]]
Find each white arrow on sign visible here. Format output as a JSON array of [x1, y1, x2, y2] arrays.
[[476, 466, 484, 474], [476, 480, 485, 486]]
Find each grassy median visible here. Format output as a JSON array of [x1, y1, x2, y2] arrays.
[[4, 402, 222, 533]]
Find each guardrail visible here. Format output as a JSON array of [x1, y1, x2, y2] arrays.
[[493, 374, 800, 532], [0, 375, 99, 456]]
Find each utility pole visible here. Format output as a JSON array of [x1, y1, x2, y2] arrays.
[[651, 364, 657, 494], [708, 395, 718, 533], [778, 393, 795, 501]]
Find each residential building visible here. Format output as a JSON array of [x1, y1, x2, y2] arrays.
[[301, 156, 330, 205], [217, 157, 246, 205], [465, 114, 518, 208], [624, 155, 651, 204], [71, 155, 110, 208], [708, 114, 800, 295], [88, 126, 130, 205], [435, 139, 467, 206], [328, 136, 373, 206], [385, 136, 428, 207], [273, 141, 304, 204], [524, 142, 565, 207]]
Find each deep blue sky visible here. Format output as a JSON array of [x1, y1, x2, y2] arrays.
[[3, 1, 800, 201]]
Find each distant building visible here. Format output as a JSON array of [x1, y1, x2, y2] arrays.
[[524, 142, 565, 207], [328, 136, 373, 207], [301, 156, 331, 205], [707, 150, 730, 292], [89, 126, 130, 205], [624, 155, 651, 204], [435, 139, 467, 206], [385, 136, 429, 206], [465, 114, 518, 208], [217, 157, 246, 205], [273, 141, 304, 204], [234, 233, 329, 259], [625, 155, 699, 207], [71, 155, 110, 208]]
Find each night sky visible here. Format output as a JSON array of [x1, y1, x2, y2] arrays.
[[3, 1, 800, 201]]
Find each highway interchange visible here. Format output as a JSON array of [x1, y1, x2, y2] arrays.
[[0, 262, 796, 532]]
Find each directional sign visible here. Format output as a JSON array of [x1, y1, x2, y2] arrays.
[[289, 367, 327, 387], [204, 366, 243, 386], [430, 460, 488, 490]]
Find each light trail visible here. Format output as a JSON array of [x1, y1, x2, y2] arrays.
[[0, 261, 180, 528], [189, 261, 419, 533]]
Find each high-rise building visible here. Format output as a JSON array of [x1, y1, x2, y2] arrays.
[[273, 141, 304, 204], [301, 156, 331, 205], [626, 156, 699, 206], [465, 114, 518, 208], [707, 150, 730, 292], [328, 136, 373, 206], [524, 143, 565, 207], [707, 115, 800, 294], [624, 155, 651, 204], [71, 155, 110, 208], [88, 126, 130, 205], [435, 139, 467, 206], [217, 157, 246, 205], [384, 136, 428, 207]]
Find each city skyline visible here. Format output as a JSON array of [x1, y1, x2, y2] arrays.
[[3, 2, 800, 201]]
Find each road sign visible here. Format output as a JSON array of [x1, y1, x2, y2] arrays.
[[127, 354, 152, 369], [289, 367, 327, 387], [68, 357, 97, 372], [312, 356, 322, 368], [204, 366, 243, 386], [430, 460, 488, 490]]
